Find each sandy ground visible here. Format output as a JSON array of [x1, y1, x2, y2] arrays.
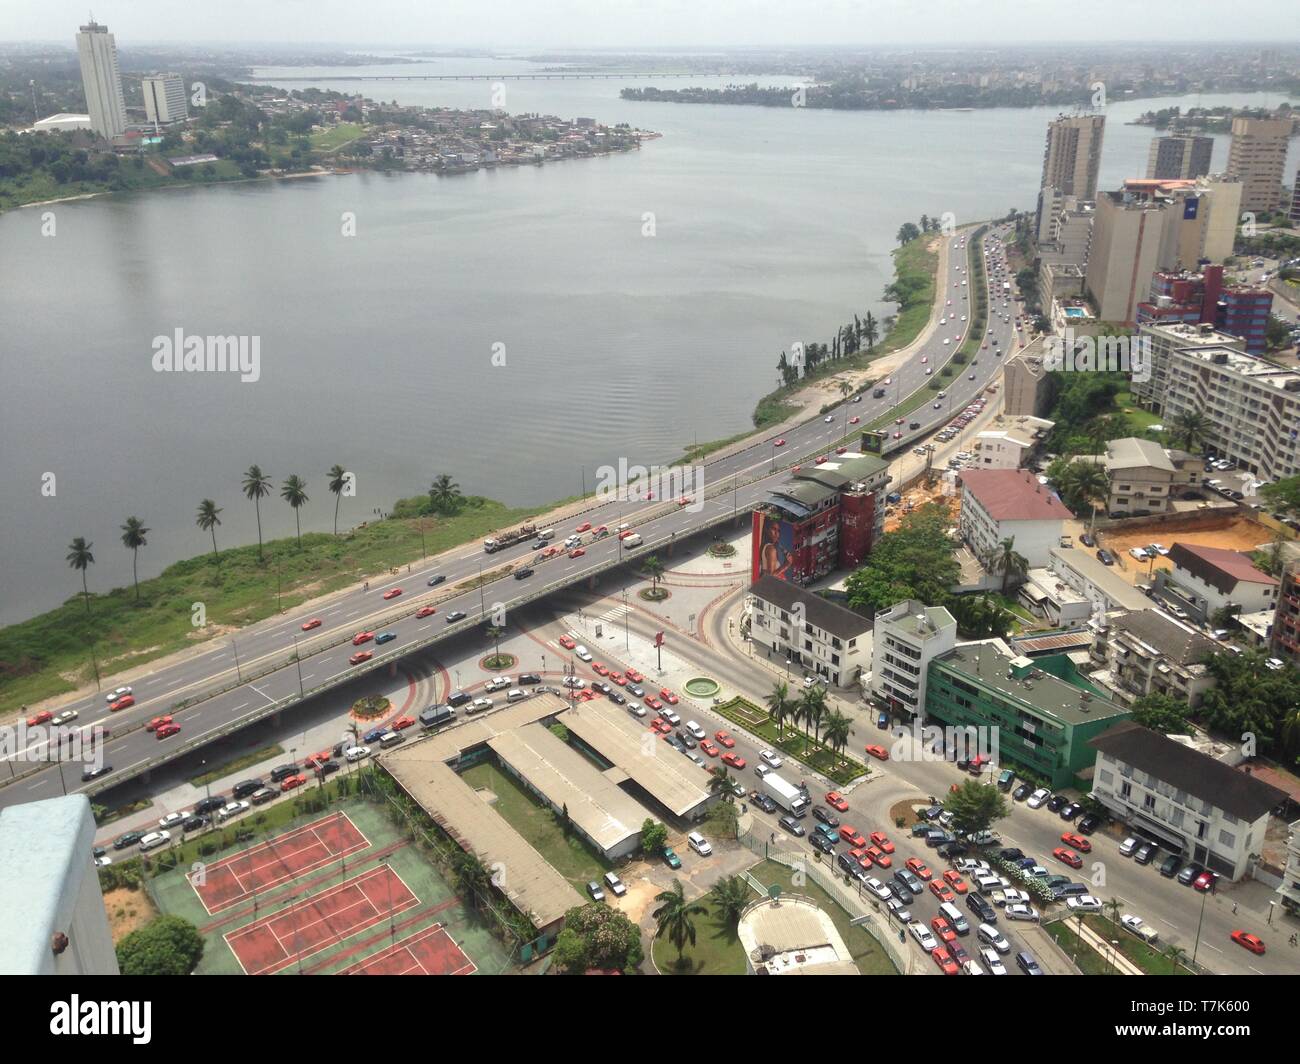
[[1096, 515, 1277, 584], [103, 886, 157, 943]]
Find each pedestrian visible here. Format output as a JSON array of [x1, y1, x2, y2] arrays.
[[1232, 902, 1238, 914], [770, 832, 775, 843]]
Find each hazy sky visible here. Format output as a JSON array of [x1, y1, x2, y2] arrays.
[[3, 0, 1298, 49]]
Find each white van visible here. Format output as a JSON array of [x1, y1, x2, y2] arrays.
[[622, 533, 643, 548], [506, 688, 528, 703], [977, 922, 1011, 954], [938, 901, 970, 935], [537, 528, 555, 541], [564, 534, 582, 549], [574, 645, 593, 662], [687, 831, 712, 856], [685, 721, 705, 740], [138, 831, 171, 853], [603, 871, 627, 897]]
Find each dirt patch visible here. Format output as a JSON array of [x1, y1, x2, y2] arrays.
[[884, 486, 956, 533], [617, 872, 662, 927], [103, 886, 157, 943], [1097, 514, 1276, 584]]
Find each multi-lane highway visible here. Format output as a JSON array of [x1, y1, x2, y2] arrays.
[[1, 224, 1025, 808]]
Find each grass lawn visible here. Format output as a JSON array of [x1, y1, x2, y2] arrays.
[[0, 497, 537, 711], [711, 696, 869, 785], [310, 122, 366, 151], [1046, 915, 1193, 975], [460, 759, 610, 890], [1116, 390, 1166, 439], [189, 744, 285, 787], [651, 908, 749, 975], [748, 859, 900, 974]]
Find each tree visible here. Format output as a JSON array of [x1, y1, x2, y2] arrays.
[[115, 915, 204, 975], [946, 593, 1014, 639], [1169, 409, 1211, 453], [709, 766, 736, 803], [1051, 458, 1109, 521], [944, 779, 1008, 838], [1260, 475, 1300, 519], [844, 503, 960, 611], [1129, 693, 1193, 735], [450, 850, 493, 911], [66, 537, 94, 615], [428, 473, 463, 515], [709, 875, 753, 928], [799, 685, 827, 752], [640, 819, 668, 857], [765, 680, 792, 739], [280, 474, 309, 547], [822, 710, 852, 768], [327, 464, 349, 536], [897, 222, 921, 244], [241, 464, 272, 562], [862, 311, 879, 351], [982, 536, 1028, 595], [554, 902, 643, 973], [195, 500, 222, 563], [643, 554, 665, 593], [486, 624, 505, 665], [1253, 533, 1289, 577], [1201, 649, 1300, 757], [652, 878, 708, 968], [119, 517, 149, 601]]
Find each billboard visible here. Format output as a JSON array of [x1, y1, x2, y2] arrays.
[[860, 430, 885, 455], [752, 510, 796, 583]]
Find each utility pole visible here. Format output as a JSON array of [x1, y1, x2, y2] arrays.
[[293, 636, 304, 697], [232, 638, 242, 682]]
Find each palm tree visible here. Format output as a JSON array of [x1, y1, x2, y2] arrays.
[[709, 875, 752, 928], [327, 464, 349, 536], [119, 517, 149, 601], [241, 465, 272, 562], [1165, 943, 1188, 973], [822, 710, 852, 768], [450, 850, 493, 912], [983, 537, 1028, 595], [838, 380, 852, 400], [280, 475, 309, 547], [66, 537, 95, 614], [486, 624, 505, 667], [1058, 459, 1110, 532], [709, 767, 736, 804], [643, 555, 665, 593], [428, 473, 463, 515], [765, 681, 791, 739], [195, 500, 222, 563], [652, 878, 708, 968], [862, 311, 879, 350], [1169, 409, 1211, 453], [800, 685, 828, 751], [1104, 896, 1123, 932]]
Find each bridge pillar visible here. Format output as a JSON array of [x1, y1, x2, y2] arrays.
[[588, 574, 598, 591], [389, 662, 398, 679]]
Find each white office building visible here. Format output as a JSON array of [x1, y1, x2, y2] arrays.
[[748, 575, 873, 688], [75, 20, 128, 141], [868, 600, 957, 720], [958, 468, 1074, 569], [142, 74, 188, 126]]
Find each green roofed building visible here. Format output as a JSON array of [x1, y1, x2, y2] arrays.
[[925, 642, 1130, 788]]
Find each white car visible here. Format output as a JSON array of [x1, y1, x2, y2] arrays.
[[574, 645, 593, 663], [802, 675, 819, 688], [138, 831, 171, 852], [754, 764, 773, 779], [94, 855, 113, 868], [484, 676, 512, 692], [864, 877, 892, 902], [603, 871, 627, 897], [962, 960, 985, 975], [1004, 904, 1040, 923], [158, 811, 192, 830], [823, 415, 834, 423], [685, 721, 706, 740], [215, 801, 250, 823], [1026, 788, 1050, 809], [661, 710, 681, 726], [466, 697, 493, 714], [978, 923, 1011, 953], [909, 922, 938, 951], [1121, 913, 1159, 943], [625, 701, 646, 717], [1067, 894, 1103, 913], [759, 750, 782, 769], [53, 709, 79, 725], [105, 686, 132, 703], [506, 688, 528, 702], [992, 887, 1029, 907], [979, 947, 1008, 975], [561, 675, 586, 689], [1119, 836, 1138, 856], [344, 745, 371, 762]]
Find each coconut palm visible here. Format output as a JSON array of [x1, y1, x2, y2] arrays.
[[119, 517, 149, 601], [66, 537, 95, 614], [765, 680, 791, 739], [280, 475, 309, 547], [643, 555, 665, 593], [195, 500, 222, 563], [1059, 459, 1110, 532], [800, 685, 828, 751], [486, 624, 505, 666], [428, 473, 463, 515], [862, 311, 879, 350], [652, 878, 708, 967], [327, 464, 349, 536], [450, 850, 493, 912], [983, 537, 1028, 595], [822, 709, 852, 767], [241, 465, 272, 562], [1169, 409, 1211, 453], [709, 767, 736, 804], [709, 875, 753, 928]]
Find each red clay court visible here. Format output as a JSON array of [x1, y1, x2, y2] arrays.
[[225, 863, 419, 975], [342, 923, 478, 975], [189, 811, 370, 914]]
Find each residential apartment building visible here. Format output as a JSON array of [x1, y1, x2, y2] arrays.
[[1132, 320, 1245, 411], [1090, 721, 1286, 880], [1086, 609, 1218, 709], [747, 574, 872, 687], [958, 468, 1074, 569], [1156, 344, 1300, 481], [1271, 560, 1300, 666], [1002, 342, 1058, 417], [970, 415, 1053, 470], [141, 73, 188, 126], [1090, 437, 1205, 517], [925, 642, 1130, 789], [75, 20, 127, 141], [1045, 546, 1155, 615], [1137, 265, 1273, 353], [1279, 818, 1300, 916], [1038, 114, 1105, 221], [1156, 542, 1281, 622], [868, 600, 957, 721], [1146, 134, 1214, 180], [1226, 116, 1293, 213], [1291, 168, 1300, 226]]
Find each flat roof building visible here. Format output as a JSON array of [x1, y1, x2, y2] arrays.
[[748, 574, 872, 687], [869, 599, 958, 721], [737, 893, 859, 976], [75, 20, 127, 141], [1226, 116, 1293, 213]]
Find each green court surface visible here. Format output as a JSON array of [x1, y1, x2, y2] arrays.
[[146, 797, 513, 975]]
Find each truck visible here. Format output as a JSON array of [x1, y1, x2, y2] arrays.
[[621, 532, 643, 548], [761, 772, 809, 817], [483, 522, 537, 553]]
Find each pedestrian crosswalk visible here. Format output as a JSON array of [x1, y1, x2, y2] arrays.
[[597, 604, 630, 623]]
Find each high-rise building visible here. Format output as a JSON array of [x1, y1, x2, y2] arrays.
[[142, 74, 188, 126], [75, 20, 127, 141], [1132, 320, 1245, 410], [1290, 168, 1300, 226], [1137, 265, 1273, 353], [1226, 117, 1293, 213], [1146, 135, 1214, 180], [1038, 114, 1105, 227]]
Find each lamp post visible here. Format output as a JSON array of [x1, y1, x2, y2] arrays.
[[232, 638, 242, 682], [1191, 886, 1209, 967]]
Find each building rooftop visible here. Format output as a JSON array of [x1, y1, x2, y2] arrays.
[[752, 574, 872, 640], [959, 468, 1074, 522], [736, 894, 858, 976], [936, 641, 1128, 727], [876, 599, 956, 640], [794, 453, 890, 491], [1104, 437, 1175, 473], [1108, 609, 1219, 665], [1049, 547, 1157, 612], [1090, 721, 1287, 822], [1179, 347, 1300, 391], [1168, 542, 1279, 594]]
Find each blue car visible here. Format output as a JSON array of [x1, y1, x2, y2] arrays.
[[375, 631, 396, 645], [363, 728, 386, 743]]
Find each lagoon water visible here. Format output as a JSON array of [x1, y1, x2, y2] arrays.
[[1, 56, 1294, 625]]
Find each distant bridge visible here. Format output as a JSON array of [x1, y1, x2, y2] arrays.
[[253, 72, 704, 82]]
